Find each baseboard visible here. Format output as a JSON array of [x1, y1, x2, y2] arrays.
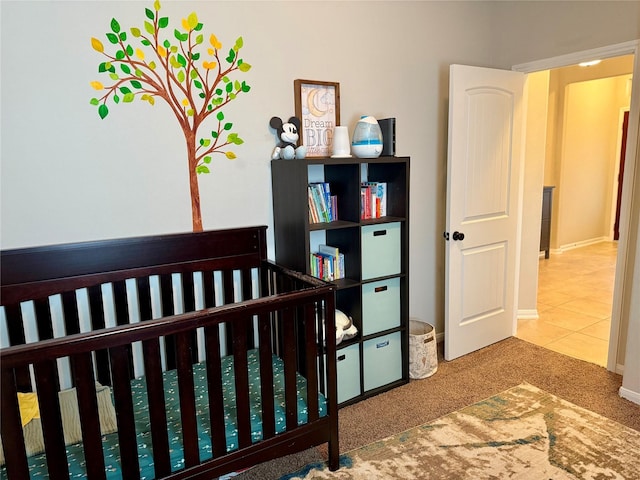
[[436, 331, 444, 344], [619, 386, 640, 405], [517, 309, 539, 320], [557, 237, 609, 253]]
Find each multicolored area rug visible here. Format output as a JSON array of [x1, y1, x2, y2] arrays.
[[281, 383, 640, 479]]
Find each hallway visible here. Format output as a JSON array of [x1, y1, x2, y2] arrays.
[[517, 241, 617, 367]]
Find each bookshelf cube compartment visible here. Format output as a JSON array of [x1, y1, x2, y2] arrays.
[[335, 343, 361, 403], [362, 277, 400, 335], [361, 222, 401, 280], [363, 332, 402, 391]]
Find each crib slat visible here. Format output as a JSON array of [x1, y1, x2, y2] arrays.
[[3, 303, 32, 391], [180, 273, 199, 364], [112, 281, 134, 380], [258, 314, 276, 439], [159, 274, 177, 370], [61, 291, 80, 335], [176, 331, 199, 467], [71, 352, 107, 480], [87, 285, 111, 386], [136, 276, 153, 321], [203, 270, 216, 309], [223, 270, 235, 354], [133, 277, 173, 477], [34, 360, 69, 480], [34, 297, 54, 340], [303, 302, 319, 422], [205, 324, 226, 458], [241, 268, 256, 349], [109, 345, 141, 480], [142, 338, 172, 477], [282, 308, 298, 430], [1, 367, 30, 479], [232, 317, 252, 449]]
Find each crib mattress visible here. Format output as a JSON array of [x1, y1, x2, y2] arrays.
[[0, 349, 327, 480]]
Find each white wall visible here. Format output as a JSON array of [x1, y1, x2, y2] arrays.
[[1, 0, 639, 339]]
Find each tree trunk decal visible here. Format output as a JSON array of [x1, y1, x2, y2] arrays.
[[90, 0, 251, 232]]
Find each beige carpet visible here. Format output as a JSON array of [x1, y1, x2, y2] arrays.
[[281, 383, 640, 479], [235, 338, 640, 480]]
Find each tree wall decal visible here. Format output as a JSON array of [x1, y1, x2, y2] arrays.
[[90, 0, 251, 232]]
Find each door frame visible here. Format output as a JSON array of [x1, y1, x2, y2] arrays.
[[513, 40, 640, 375]]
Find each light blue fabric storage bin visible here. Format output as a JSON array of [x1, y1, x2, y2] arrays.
[[335, 343, 361, 403], [361, 222, 401, 280], [362, 278, 401, 335], [363, 332, 402, 391]]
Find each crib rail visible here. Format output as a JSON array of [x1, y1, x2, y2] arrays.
[[0, 227, 339, 480]]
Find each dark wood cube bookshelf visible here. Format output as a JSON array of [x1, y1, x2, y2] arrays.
[[271, 155, 410, 406]]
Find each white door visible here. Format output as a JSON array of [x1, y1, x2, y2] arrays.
[[445, 64, 525, 361]]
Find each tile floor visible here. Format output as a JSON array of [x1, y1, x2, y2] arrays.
[[517, 241, 617, 367]]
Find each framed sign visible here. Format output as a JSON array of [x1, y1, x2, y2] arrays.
[[294, 80, 340, 157]]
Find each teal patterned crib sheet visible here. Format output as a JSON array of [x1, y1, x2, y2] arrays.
[[0, 349, 327, 479]]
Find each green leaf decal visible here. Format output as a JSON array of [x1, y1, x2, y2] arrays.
[[238, 62, 251, 72], [106, 33, 119, 44], [116, 50, 125, 60], [191, 52, 200, 61], [158, 17, 169, 28], [145, 8, 155, 20], [195, 34, 203, 44], [123, 93, 135, 103], [90, 98, 99, 106], [211, 131, 218, 138], [241, 81, 250, 93], [174, 29, 188, 42], [190, 69, 199, 80], [195, 23, 203, 31], [203, 155, 212, 164], [131, 80, 142, 89], [131, 27, 141, 37], [223, 122, 232, 130], [119, 32, 127, 42], [225, 82, 233, 93], [177, 53, 187, 67], [141, 39, 151, 46], [119, 86, 132, 94], [226, 49, 235, 63], [144, 21, 155, 35], [177, 70, 186, 83], [216, 112, 224, 121], [111, 18, 121, 34], [98, 104, 109, 119], [235, 37, 243, 50], [126, 45, 134, 56], [194, 80, 203, 89], [98, 62, 108, 73], [109, 73, 119, 80], [120, 64, 131, 74], [113, 94, 120, 104], [196, 165, 210, 174]]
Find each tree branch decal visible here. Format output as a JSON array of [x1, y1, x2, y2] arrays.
[[90, 0, 251, 232]]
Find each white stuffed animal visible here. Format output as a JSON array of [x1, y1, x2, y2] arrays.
[[335, 309, 358, 345]]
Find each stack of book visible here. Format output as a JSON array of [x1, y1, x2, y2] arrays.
[[308, 182, 338, 223], [360, 182, 387, 219], [310, 244, 345, 281]]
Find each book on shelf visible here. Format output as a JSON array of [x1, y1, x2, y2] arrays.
[[360, 182, 387, 220], [308, 182, 337, 223], [310, 244, 345, 281]]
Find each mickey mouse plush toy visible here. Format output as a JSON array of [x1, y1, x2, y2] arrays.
[[270, 116, 307, 160]]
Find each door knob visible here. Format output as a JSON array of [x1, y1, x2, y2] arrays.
[[452, 231, 465, 241]]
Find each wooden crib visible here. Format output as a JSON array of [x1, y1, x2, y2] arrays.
[[0, 226, 339, 480]]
